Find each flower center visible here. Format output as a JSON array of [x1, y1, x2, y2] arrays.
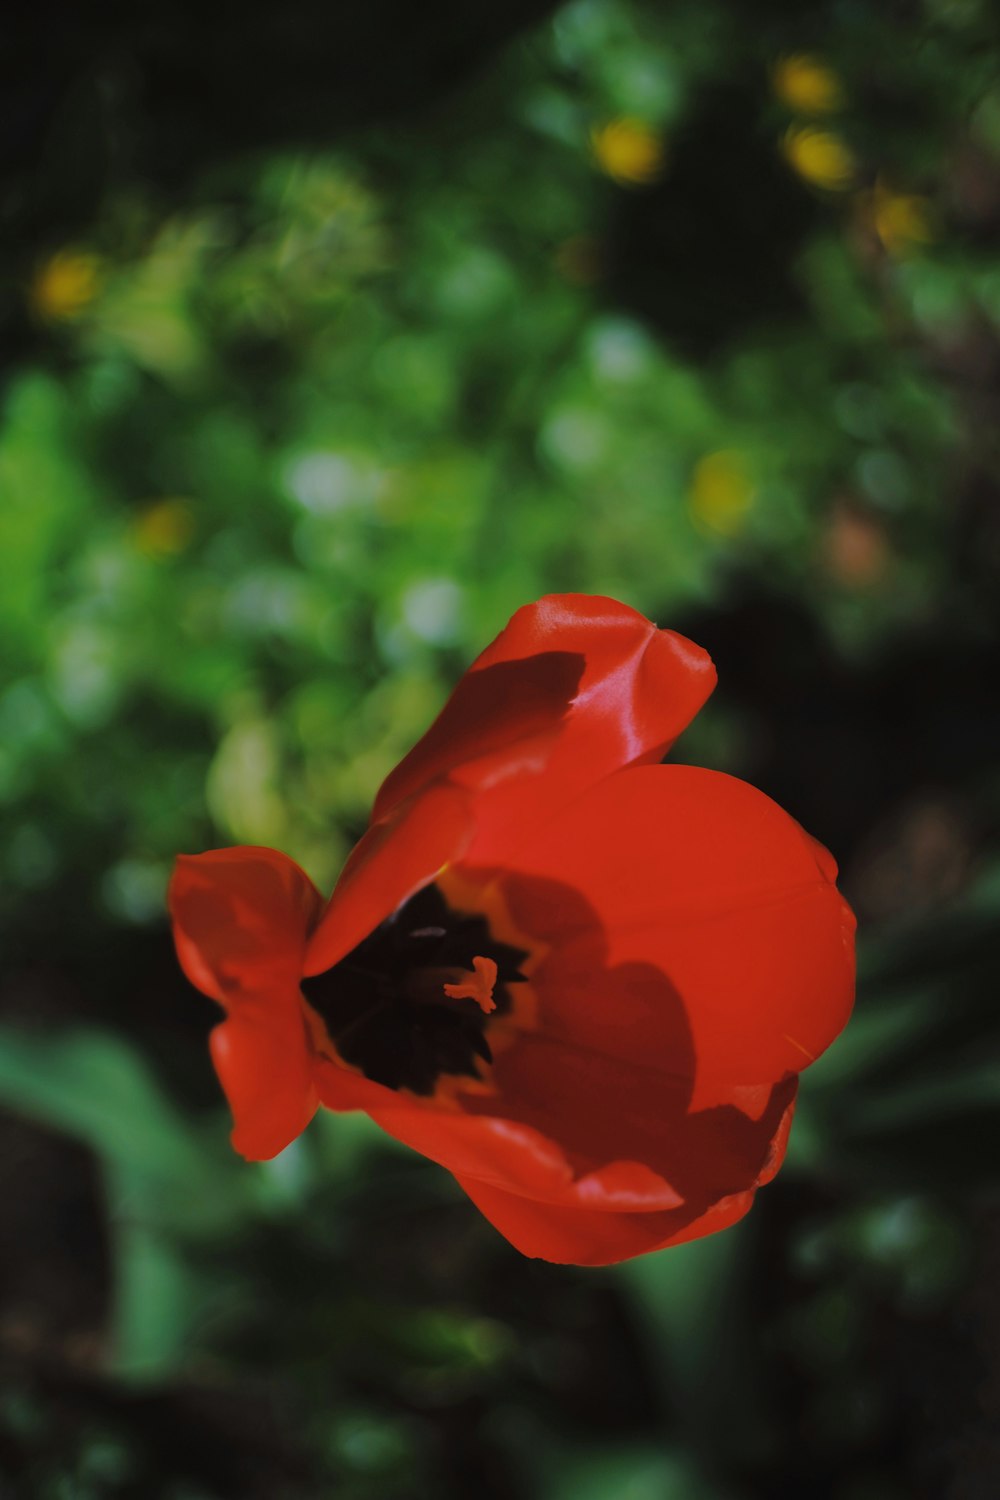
[[300, 883, 527, 1095]]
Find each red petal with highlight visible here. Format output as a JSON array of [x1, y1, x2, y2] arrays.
[[372, 595, 717, 864], [454, 1175, 757, 1266]]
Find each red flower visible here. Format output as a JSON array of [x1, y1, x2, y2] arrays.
[[170, 595, 855, 1265]]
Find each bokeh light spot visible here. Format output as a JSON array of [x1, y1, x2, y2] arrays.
[[782, 126, 857, 191], [132, 499, 196, 558], [29, 249, 103, 322], [687, 451, 755, 536], [772, 54, 845, 114], [590, 118, 667, 185]]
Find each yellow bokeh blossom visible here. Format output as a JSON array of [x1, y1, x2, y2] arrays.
[[132, 499, 196, 558], [30, 249, 103, 322], [782, 125, 857, 191], [772, 54, 845, 114], [869, 180, 933, 256], [687, 452, 756, 537], [590, 119, 667, 186]]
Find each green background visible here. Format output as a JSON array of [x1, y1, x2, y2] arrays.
[[2, 0, 1000, 1494]]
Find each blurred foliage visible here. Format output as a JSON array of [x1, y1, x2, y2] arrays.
[[2, 0, 1000, 1495]]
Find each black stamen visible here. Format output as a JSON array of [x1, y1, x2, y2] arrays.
[[301, 884, 527, 1094]]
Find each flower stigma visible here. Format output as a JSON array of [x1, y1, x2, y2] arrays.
[[443, 955, 498, 1013]]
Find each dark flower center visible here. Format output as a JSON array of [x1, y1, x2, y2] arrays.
[[301, 883, 528, 1095]]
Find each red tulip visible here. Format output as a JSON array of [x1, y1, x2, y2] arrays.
[[170, 595, 855, 1265]]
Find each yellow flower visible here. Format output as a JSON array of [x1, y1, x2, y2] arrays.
[[132, 499, 196, 558], [590, 119, 667, 186], [772, 54, 845, 114], [687, 452, 755, 537], [30, 249, 103, 322], [869, 180, 932, 256], [782, 126, 857, 191]]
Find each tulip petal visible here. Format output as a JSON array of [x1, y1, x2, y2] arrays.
[[373, 646, 586, 817], [372, 595, 716, 863], [352, 1095, 688, 1213], [313, 1037, 692, 1214], [463, 1029, 795, 1201], [452, 1080, 798, 1264], [304, 782, 474, 976], [454, 1174, 757, 1265], [485, 764, 855, 1103], [210, 996, 318, 1160], [169, 846, 323, 1159], [170, 846, 322, 997], [756, 1086, 798, 1186]]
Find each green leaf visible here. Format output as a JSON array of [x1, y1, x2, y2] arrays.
[[0, 1026, 254, 1379]]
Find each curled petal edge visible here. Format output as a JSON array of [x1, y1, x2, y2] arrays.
[[455, 1175, 758, 1266], [314, 1065, 687, 1212]]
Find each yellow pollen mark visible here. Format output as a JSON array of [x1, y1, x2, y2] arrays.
[[443, 955, 498, 1014]]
